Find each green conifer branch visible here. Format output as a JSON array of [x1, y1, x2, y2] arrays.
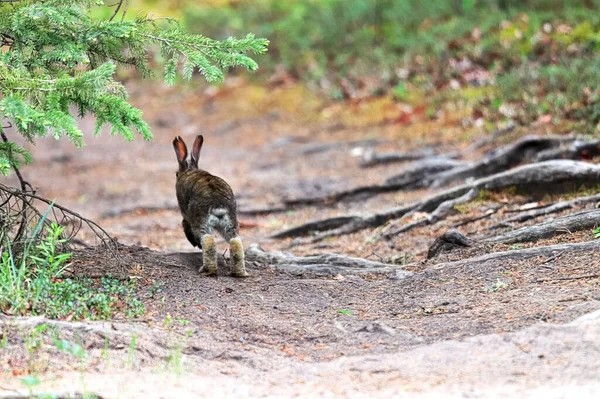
[[0, 0, 268, 177]]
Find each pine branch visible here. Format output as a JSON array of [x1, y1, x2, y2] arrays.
[[0, 128, 31, 186], [0, 0, 268, 176], [141, 30, 269, 83]]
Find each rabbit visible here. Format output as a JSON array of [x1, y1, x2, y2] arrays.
[[172, 135, 249, 277]]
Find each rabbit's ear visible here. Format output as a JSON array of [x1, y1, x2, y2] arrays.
[[172, 136, 188, 172], [190, 135, 204, 168]]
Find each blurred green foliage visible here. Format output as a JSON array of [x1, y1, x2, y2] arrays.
[[492, 57, 600, 129], [183, 0, 598, 77], [143, 0, 600, 131]]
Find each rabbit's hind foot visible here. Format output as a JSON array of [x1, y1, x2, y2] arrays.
[[230, 237, 249, 277], [199, 234, 218, 276]]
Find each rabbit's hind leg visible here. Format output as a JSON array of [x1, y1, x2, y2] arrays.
[[229, 237, 249, 277], [198, 234, 218, 276], [210, 211, 248, 277]]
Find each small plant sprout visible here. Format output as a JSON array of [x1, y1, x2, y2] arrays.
[[53, 337, 86, 359], [147, 280, 165, 298], [175, 318, 190, 326], [127, 333, 138, 369], [484, 278, 511, 293], [20, 375, 41, 397], [101, 335, 111, 366], [164, 344, 185, 376]]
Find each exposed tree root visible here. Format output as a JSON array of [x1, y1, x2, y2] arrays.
[[426, 188, 480, 224], [276, 157, 465, 209], [429, 134, 600, 190], [535, 138, 600, 162], [427, 229, 477, 260], [270, 216, 362, 239], [283, 204, 415, 244], [281, 182, 411, 208], [429, 135, 572, 188], [382, 189, 479, 238], [384, 157, 468, 189], [359, 146, 439, 167], [280, 159, 462, 208], [483, 208, 600, 245], [280, 156, 466, 209], [489, 193, 600, 231], [245, 244, 410, 276], [275, 160, 600, 243], [533, 273, 600, 283], [453, 205, 502, 228], [277, 135, 594, 212], [415, 159, 600, 213], [427, 238, 600, 269]]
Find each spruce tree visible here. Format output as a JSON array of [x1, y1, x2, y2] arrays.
[[0, 0, 268, 176]]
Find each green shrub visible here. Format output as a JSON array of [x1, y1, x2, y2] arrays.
[[183, 0, 599, 80], [180, 0, 600, 128], [0, 218, 144, 320], [490, 56, 600, 131]]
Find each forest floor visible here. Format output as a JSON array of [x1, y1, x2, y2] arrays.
[[2, 80, 600, 398]]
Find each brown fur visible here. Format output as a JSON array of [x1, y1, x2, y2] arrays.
[[172, 135, 248, 277], [175, 169, 239, 241]]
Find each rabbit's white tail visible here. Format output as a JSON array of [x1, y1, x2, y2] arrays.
[[207, 207, 233, 233], [211, 208, 228, 217]]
